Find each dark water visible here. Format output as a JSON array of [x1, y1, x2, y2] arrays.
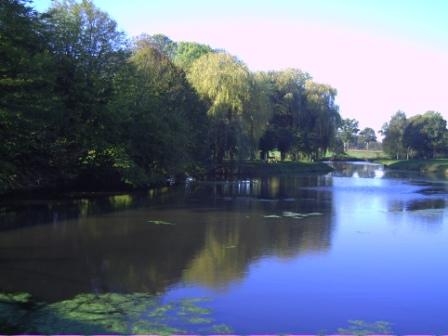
[[1, 162, 448, 333]]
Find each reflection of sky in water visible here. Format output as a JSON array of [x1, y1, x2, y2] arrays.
[[165, 163, 448, 334], [1, 162, 448, 333]]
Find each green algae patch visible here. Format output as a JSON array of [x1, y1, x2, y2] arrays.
[[0, 292, 232, 334]]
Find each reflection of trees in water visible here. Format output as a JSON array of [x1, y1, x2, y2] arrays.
[[183, 214, 332, 289], [388, 198, 447, 229], [0, 176, 334, 300], [0, 188, 176, 231], [182, 176, 334, 289], [0, 209, 208, 302], [329, 162, 385, 178]]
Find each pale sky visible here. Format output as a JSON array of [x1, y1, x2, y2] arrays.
[[32, 0, 448, 133]]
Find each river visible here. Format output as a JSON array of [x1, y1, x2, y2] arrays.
[[1, 162, 447, 334]]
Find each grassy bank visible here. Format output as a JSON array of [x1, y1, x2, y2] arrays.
[[386, 159, 448, 176], [321, 150, 388, 162], [346, 149, 386, 160]]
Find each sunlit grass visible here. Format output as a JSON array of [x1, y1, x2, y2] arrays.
[[346, 149, 387, 160]]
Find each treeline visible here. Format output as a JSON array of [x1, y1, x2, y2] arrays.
[[381, 111, 448, 160], [1, 0, 346, 193]]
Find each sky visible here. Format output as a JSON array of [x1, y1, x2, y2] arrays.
[[31, 0, 448, 134]]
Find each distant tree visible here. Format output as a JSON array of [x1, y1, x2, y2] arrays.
[[403, 111, 447, 159], [339, 118, 359, 152], [358, 127, 377, 150], [258, 128, 277, 161], [381, 111, 407, 159]]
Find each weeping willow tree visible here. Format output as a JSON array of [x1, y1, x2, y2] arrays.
[[244, 72, 274, 160], [301, 81, 341, 159], [187, 52, 254, 163]]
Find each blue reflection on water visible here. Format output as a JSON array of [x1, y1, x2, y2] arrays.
[[164, 162, 448, 334]]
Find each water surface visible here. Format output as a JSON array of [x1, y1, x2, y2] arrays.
[[1, 162, 448, 333]]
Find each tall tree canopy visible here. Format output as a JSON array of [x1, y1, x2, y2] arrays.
[[358, 127, 377, 149], [403, 111, 447, 159], [381, 111, 408, 160], [9, 0, 445, 194], [338, 118, 359, 152], [187, 52, 253, 162], [173, 41, 213, 70], [0, 0, 55, 191]]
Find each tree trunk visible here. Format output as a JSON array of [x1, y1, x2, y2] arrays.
[[281, 151, 286, 161]]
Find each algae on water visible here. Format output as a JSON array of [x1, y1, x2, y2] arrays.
[[0, 292, 232, 334]]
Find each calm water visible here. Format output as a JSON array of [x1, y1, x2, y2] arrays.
[[1, 162, 448, 333]]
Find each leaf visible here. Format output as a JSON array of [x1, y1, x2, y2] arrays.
[[147, 220, 175, 225]]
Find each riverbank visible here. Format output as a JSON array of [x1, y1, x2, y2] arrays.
[[1, 161, 333, 198], [385, 159, 448, 176], [212, 161, 333, 178], [321, 150, 388, 162]]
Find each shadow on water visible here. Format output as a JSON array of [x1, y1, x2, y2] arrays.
[[0, 174, 334, 301], [2, 162, 448, 333], [0, 187, 180, 231]]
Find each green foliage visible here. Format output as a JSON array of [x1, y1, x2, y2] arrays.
[[387, 158, 448, 175], [339, 118, 360, 151], [187, 52, 254, 162], [381, 111, 407, 159], [358, 127, 377, 149], [8, 0, 443, 194], [174, 41, 213, 70], [257, 69, 341, 161], [136, 33, 178, 59], [403, 111, 447, 159], [382, 110, 448, 160], [0, 0, 57, 191]]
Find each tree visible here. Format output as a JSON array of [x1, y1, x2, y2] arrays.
[[339, 118, 359, 152], [260, 69, 310, 160], [173, 41, 213, 70], [109, 42, 208, 186], [403, 111, 447, 159], [301, 81, 341, 159], [0, 0, 56, 191], [244, 71, 273, 160], [43, 0, 129, 186], [381, 111, 407, 159], [358, 127, 377, 150], [187, 52, 253, 163], [134, 33, 177, 60]]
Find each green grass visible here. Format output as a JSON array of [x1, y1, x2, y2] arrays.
[[346, 149, 387, 160], [386, 159, 448, 176]]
